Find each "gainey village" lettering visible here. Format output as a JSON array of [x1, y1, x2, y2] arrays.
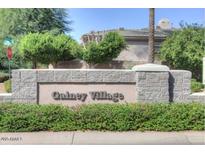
[[52, 91, 125, 102]]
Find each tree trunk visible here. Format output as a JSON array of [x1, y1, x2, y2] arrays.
[[32, 61, 37, 69], [148, 8, 155, 63]]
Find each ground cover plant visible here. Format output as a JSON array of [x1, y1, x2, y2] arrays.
[[0, 103, 204, 132], [191, 79, 204, 92]]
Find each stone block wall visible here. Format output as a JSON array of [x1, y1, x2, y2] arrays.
[[169, 70, 192, 102], [0, 94, 12, 103], [12, 70, 38, 103], [136, 72, 169, 102], [0, 65, 202, 104], [188, 94, 205, 102], [11, 69, 136, 103]]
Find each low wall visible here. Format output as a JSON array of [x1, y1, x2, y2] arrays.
[[135, 71, 169, 102], [56, 60, 147, 69], [169, 70, 192, 102], [0, 64, 203, 105], [11, 69, 136, 105], [188, 93, 205, 102]]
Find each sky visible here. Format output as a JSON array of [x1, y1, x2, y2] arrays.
[[68, 8, 204, 41]]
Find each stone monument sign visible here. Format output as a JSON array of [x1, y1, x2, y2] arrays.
[[0, 64, 202, 105]]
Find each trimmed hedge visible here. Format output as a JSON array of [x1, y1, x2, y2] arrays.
[[0, 103, 204, 132]]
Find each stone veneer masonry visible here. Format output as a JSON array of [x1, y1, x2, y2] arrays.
[[169, 70, 192, 102], [135, 71, 169, 102], [11, 69, 136, 103], [0, 64, 204, 103]]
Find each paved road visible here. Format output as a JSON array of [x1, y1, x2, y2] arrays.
[[0, 131, 204, 145]]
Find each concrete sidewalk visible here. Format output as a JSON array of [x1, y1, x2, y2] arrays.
[[0, 131, 204, 145]]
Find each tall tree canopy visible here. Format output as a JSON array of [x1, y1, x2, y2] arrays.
[[0, 8, 71, 37], [0, 8, 72, 70]]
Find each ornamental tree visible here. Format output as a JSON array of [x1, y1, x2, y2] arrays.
[[18, 33, 80, 68], [160, 23, 205, 81], [0, 8, 72, 70], [77, 32, 126, 67]]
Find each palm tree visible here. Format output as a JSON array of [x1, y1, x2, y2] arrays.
[[148, 8, 155, 63]]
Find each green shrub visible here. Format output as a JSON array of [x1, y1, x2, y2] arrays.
[[18, 33, 80, 68], [160, 23, 205, 80], [3, 80, 11, 93], [0, 104, 75, 132], [76, 32, 126, 67], [0, 72, 9, 82], [191, 79, 204, 92], [0, 103, 204, 132], [74, 103, 205, 131]]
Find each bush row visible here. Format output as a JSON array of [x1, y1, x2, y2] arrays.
[[18, 32, 125, 68], [0, 103, 204, 132]]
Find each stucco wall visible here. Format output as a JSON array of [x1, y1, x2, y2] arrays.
[[115, 40, 161, 62], [56, 40, 162, 69]]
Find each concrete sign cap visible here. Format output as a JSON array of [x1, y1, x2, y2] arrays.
[[132, 63, 170, 72]]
